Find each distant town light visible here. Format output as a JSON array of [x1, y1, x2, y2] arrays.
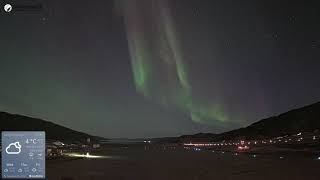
[[297, 132, 302, 136], [183, 143, 214, 147]]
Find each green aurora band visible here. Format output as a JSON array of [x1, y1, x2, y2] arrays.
[[120, 0, 229, 124]]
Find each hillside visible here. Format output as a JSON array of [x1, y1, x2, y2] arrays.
[[216, 102, 320, 140], [0, 111, 103, 143], [161, 101, 320, 143]]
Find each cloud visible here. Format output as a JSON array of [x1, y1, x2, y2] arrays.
[[5, 142, 22, 155]]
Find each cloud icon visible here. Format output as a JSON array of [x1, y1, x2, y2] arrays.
[[6, 142, 22, 155]]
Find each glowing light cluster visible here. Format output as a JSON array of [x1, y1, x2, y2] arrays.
[[237, 145, 250, 151], [184, 143, 214, 147], [64, 152, 107, 159]]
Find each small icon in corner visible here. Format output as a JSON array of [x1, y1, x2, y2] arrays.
[[4, 4, 13, 13]]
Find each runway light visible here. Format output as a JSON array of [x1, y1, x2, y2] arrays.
[[252, 154, 256, 158], [280, 156, 284, 159], [184, 143, 214, 147]]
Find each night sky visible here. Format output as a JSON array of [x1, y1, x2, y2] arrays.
[[0, 0, 319, 138]]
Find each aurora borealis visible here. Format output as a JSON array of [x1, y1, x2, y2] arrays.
[[120, 0, 230, 124], [0, 0, 319, 138]]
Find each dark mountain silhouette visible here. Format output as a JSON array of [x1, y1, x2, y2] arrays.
[[151, 133, 218, 144], [215, 101, 320, 140], [0, 112, 103, 143], [2, 101, 320, 143], [179, 133, 217, 142], [160, 101, 320, 142]]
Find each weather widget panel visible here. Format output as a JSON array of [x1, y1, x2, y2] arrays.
[[2, 131, 45, 179]]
